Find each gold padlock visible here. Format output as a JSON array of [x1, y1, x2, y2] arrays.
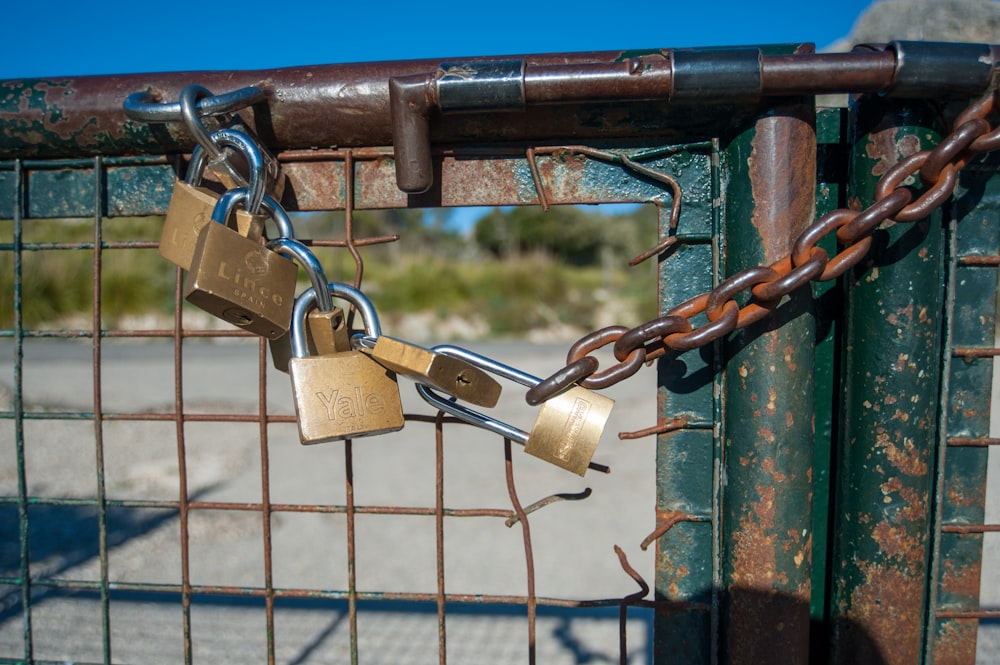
[[266, 242, 350, 373], [184, 189, 298, 339], [415, 346, 613, 476], [288, 283, 405, 444], [159, 129, 270, 270], [360, 336, 502, 407], [523, 385, 614, 474]]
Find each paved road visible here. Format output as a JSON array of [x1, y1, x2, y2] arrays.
[[0, 338, 996, 663]]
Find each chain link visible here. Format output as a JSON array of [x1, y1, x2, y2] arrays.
[[530, 86, 1000, 404]]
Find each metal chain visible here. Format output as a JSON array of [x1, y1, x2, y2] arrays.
[[526, 86, 1000, 405]]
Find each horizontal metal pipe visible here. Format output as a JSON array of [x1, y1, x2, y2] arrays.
[[523, 58, 673, 103], [759, 52, 898, 94], [1, 50, 680, 159], [3, 44, 997, 160]]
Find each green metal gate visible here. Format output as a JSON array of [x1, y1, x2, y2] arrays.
[[0, 41, 998, 664]]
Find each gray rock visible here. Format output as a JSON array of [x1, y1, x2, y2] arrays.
[[827, 0, 1000, 51]]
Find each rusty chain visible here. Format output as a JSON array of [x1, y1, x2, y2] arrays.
[[526, 86, 1000, 405]]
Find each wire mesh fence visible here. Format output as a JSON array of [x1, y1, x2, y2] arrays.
[[0, 156, 666, 664]]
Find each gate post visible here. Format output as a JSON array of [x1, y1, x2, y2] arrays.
[[719, 98, 817, 664], [829, 96, 946, 665]]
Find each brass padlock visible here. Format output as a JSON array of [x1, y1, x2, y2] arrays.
[[184, 188, 298, 339], [358, 335, 502, 407], [288, 282, 405, 444], [415, 346, 614, 476], [159, 129, 269, 270], [267, 241, 350, 372]]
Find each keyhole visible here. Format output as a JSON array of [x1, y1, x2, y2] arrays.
[[223, 308, 254, 326], [456, 372, 472, 386]]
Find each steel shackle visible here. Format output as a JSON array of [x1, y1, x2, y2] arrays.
[[184, 143, 210, 187], [290, 282, 383, 359], [182, 129, 263, 189], [415, 344, 615, 475], [179, 85, 234, 166], [206, 127, 267, 213], [210, 187, 295, 240], [414, 345, 541, 445], [267, 238, 334, 313], [124, 85, 266, 123]]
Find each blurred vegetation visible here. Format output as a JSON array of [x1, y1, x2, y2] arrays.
[[0, 205, 660, 337]]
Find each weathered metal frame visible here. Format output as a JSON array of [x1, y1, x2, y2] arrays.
[[1, 42, 998, 665]]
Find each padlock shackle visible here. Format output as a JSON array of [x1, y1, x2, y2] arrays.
[[211, 128, 267, 213], [178, 85, 258, 193], [180, 127, 269, 216], [416, 382, 529, 445], [180, 85, 229, 164], [183, 143, 208, 186], [290, 282, 383, 358], [413, 345, 543, 444], [267, 238, 333, 312], [211, 189, 295, 239], [125, 84, 267, 123], [415, 345, 613, 475], [430, 345, 542, 387]]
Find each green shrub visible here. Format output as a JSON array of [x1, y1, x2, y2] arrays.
[[1, 213, 659, 337]]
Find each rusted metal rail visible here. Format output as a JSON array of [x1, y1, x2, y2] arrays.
[[2, 42, 997, 163]]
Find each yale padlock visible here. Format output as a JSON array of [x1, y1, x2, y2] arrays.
[[159, 128, 269, 270], [267, 241, 350, 373], [288, 282, 405, 444], [356, 335, 502, 407], [415, 346, 614, 476], [184, 188, 298, 339]]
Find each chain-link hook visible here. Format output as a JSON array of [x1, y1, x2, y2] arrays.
[[178, 84, 249, 190]]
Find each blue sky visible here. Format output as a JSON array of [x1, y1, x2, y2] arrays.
[[1, 0, 876, 79]]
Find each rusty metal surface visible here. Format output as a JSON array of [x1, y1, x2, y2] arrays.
[[386, 43, 994, 192], [719, 98, 816, 665], [829, 97, 946, 665], [1, 144, 707, 218], [0, 52, 745, 160], [3, 44, 998, 161], [928, 140, 1000, 664], [650, 157, 717, 661]]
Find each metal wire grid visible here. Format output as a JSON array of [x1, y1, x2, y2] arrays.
[[0, 156, 657, 664]]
